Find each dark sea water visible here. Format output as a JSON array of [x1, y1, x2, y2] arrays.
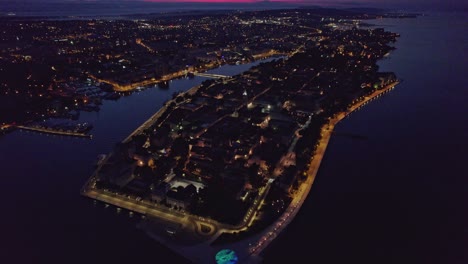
[[0, 59, 276, 264], [0, 12, 466, 264], [263, 12, 468, 264]]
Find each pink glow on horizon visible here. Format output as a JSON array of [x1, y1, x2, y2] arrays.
[[144, 0, 256, 2], [143, 0, 302, 2]]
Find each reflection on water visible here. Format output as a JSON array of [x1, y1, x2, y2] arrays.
[[263, 13, 467, 264], [0, 58, 278, 264]]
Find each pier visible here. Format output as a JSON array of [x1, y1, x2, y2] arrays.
[[16, 125, 92, 138]]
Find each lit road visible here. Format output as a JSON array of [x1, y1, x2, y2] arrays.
[[82, 85, 280, 240], [86, 187, 189, 224], [248, 81, 400, 256], [81, 45, 399, 262], [252, 49, 283, 60], [88, 50, 282, 93]]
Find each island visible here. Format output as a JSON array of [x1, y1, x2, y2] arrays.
[[81, 8, 401, 264]]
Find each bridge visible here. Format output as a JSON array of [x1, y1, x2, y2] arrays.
[[192, 72, 231, 79]]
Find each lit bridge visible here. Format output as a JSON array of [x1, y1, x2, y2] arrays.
[[192, 72, 231, 79]]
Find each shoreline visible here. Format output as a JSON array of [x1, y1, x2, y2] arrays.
[[120, 53, 285, 143], [89, 50, 284, 92], [250, 80, 400, 257], [81, 79, 400, 263], [80, 55, 289, 240]]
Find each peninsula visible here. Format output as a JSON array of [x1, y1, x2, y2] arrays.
[[82, 9, 401, 263]]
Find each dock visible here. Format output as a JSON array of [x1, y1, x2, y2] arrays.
[[16, 125, 92, 138]]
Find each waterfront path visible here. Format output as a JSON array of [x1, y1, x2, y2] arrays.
[[248, 81, 400, 257], [16, 125, 92, 138], [88, 50, 283, 92], [81, 81, 398, 264], [122, 81, 205, 143]]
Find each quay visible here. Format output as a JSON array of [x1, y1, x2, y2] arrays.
[[122, 82, 206, 143], [248, 81, 400, 257], [88, 50, 284, 92], [80, 44, 398, 262], [81, 81, 400, 264], [16, 125, 92, 138]]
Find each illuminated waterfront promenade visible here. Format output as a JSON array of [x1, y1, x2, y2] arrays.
[[16, 125, 92, 138], [248, 81, 400, 257], [88, 50, 283, 92], [81, 80, 399, 263]]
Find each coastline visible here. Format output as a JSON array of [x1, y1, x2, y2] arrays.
[[89, 50, 284, 92], [81, 79, 399, 263], [249, 80, 400, 257], [119, 53, 284, 143], [2, 10, 464, 264], [80, 55, 288, 242]]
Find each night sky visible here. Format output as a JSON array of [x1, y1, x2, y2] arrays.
[[1, 0, 467, 11], [143, 0, 464, 11]]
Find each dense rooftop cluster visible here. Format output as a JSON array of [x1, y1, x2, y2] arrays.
[[95, 24, 398, 224], [1, 6, 399, 225], [0, 8, 393, 128]]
